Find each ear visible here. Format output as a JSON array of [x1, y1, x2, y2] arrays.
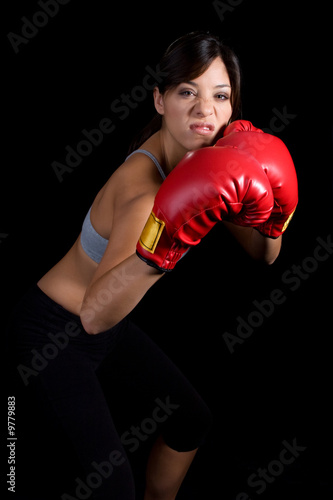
[[153, 87, 165, 115]]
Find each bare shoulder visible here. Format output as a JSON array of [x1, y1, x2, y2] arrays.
[[89, 150, 163, 240], [105, 151, 163, 207], [88, 152, 164, 278]]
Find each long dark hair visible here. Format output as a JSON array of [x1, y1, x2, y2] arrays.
[[128, 31, 242, 153]]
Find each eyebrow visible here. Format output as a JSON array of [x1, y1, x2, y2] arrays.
[[185, 81, 231, 88]]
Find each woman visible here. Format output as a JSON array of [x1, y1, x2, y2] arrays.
[[8, 32, 281, 499]]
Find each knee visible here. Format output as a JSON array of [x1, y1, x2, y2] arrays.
[[163, 397, 213, 452]]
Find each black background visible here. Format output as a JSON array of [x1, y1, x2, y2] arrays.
[[2, 0, 333, 498]]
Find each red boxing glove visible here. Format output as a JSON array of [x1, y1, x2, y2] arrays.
[[136, 146, 274, 272], [218, 120, 298, 238]]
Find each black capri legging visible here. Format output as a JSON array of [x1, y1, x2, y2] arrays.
[[6, 285, 212, 500]]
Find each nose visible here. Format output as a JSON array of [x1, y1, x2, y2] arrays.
[[194, 98, 214, 117]]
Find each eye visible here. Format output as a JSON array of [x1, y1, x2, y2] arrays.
[[179, 89, 196, 97], [215, 93, 229, 101]]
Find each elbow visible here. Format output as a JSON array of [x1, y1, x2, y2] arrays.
[[251, 248, 280, 266], [79, 305, 111, 335], [251, 254, 278, 266], [79, 287, 114, 334], [257, 247, 281, 266], [81, 320, 101, 335], [80, 312, 99, 335], [265, 255, 279, 266], [251, 233, 282, 266], [266, 236, 283, 265]]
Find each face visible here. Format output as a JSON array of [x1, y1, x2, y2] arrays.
[[154, 57, 232, 153]]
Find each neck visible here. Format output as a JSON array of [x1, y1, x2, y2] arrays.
[[157, 127, 188, 175], [140, 129, 189, 176]]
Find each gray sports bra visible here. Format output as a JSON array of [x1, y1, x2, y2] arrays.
[[80, 149, 166, 263]]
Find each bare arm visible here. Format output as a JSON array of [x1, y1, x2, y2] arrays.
[[80, 253, 163, 334], [223, 221, 282, 265], [80, 165, 164, 334]]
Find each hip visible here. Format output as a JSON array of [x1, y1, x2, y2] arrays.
[[7, 284, 127, 367]]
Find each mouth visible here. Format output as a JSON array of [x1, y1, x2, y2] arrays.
[[190, 122, 215, 136]]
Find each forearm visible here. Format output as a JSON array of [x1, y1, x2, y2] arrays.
[[223, 221, 282, 264], [80, 253, 163, 334]]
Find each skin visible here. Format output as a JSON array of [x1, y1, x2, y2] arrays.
[[37, 56, 281, 499]]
